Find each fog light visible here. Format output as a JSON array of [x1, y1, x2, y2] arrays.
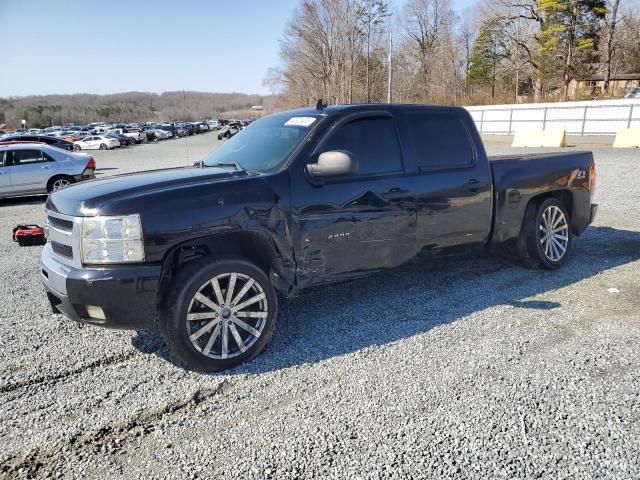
[[86, 305, 106, 320]]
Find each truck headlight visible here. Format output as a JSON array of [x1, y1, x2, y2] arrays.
[[81, 214, 144, 264]]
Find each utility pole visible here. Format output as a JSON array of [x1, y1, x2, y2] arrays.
[[515, 21, 520, 102], [387, 30, 392, 104]]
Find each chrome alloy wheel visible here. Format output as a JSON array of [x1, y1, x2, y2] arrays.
[[539, 205, 569, 262], [186, 272, 268, 360], [51, 178, 71, 191]]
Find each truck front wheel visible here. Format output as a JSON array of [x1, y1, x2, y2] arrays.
[[159, 258, 277, 372], [518, 198, 572, 270]]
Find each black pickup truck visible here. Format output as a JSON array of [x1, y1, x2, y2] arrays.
[[41, 104, 597, 371]]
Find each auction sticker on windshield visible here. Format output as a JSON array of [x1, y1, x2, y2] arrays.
[[284, 117, 316, 127]]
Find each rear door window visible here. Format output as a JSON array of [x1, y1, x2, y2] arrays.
[[406, 111, 475, 170], [9, 149, 44, 166]]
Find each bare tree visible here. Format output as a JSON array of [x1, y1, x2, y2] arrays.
[[401, 0, 454, 100], [355, 0, 391, 102]]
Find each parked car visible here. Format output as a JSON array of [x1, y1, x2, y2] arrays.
[[160, 124, 181, 137], [217, 125, 240, 140], [105, 132, 133, 147], [74, 135, 119, 150], [40, 104, 597, 372], [0, 143, 95, 197], [59, 132, 89, 148], [144, 130, 158, 142], [181, 123, 197, 136], [174, 125, 188, 137], [625, 87, 640, 99], [144, 129, 170, 142], [152, 129, 171, 140], [4, 135, 77, 152], [0, 140, 47, 146], [108, 128, 146, 144], [192, 122, 209, 133]]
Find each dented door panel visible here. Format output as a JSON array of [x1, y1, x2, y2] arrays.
[[290, 176, 417, 288]]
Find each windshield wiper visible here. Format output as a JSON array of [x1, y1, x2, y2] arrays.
[[204, 161, 245, 171], [195, 160, 260, 175]]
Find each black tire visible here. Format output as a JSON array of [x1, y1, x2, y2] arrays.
[[73, 144, 81, 152], [47, 175, 74, 193], [159, 257, 278, 372], [99, 143, 107, 150], [518, 198, 572, 270], [217, 135, 222, 140]]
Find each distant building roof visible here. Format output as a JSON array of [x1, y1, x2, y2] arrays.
[[579, 73, 640, 81]]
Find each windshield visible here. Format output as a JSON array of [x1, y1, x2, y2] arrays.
[[201, 113, 320, 173]]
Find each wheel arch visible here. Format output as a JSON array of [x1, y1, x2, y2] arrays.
[[157, 230, 290, 308], [524, 189, 574, 230], [492, 187, 576, 245], [46, 174, 74, 193]]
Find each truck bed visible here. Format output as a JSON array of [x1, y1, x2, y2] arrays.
[[488, 151, 595, 244]]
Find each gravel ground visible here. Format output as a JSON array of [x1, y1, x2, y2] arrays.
[[0, 134, 638, 479]]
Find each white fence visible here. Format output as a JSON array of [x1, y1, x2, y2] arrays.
[[465, 99, 640, 136]]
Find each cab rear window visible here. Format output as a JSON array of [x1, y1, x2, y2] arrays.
[[406, 111, 475, 170]]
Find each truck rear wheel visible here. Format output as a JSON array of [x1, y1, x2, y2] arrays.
[[518, 198, 572, 270], [159, 258, 277, 372]]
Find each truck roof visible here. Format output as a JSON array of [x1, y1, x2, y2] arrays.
[[285, 103, 466, 117]]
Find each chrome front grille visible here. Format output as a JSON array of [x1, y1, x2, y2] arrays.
[[45, 210, 83, 267], [47, 215, 73, 232], [51, 241, 73, 259]]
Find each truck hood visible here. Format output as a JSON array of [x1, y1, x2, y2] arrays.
[[46, 166, 247, 216]]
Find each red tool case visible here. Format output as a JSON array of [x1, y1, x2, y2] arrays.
[[12, 225, 47, 247]]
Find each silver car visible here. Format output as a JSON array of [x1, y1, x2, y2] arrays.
[[625, 87, 640, 99], [0, 143, 96, 198]]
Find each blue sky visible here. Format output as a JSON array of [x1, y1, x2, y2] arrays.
[[0, 0, 475, 97]]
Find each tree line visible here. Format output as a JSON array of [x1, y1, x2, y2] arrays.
[[0, 91, 273, 129], [265, 0, 640, 107]]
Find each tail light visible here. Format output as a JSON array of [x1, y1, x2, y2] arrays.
[[86, 158, 96, 169], [589, 163, 597, 196]]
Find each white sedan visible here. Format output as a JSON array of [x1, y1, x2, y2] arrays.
[[73, 135, 119, 150]]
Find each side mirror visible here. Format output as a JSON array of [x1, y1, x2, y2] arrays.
[[306, 151, 357, 180]]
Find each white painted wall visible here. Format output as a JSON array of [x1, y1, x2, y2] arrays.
[[464, 98, 640, 136]]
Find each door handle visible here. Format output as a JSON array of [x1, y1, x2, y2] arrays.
[[383, 188, 412, 201], [0, 170, 7, 175], [42, 165, 53, 169], [465, 179, 481, 193]]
